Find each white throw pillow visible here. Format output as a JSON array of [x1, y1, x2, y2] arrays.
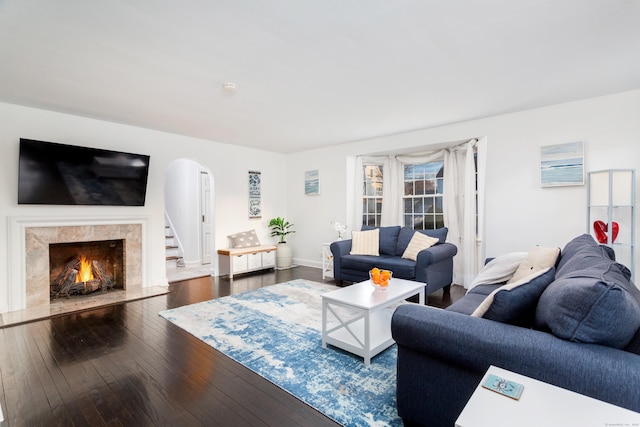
[[227, 229, 261, 248], [402, 232, 439, 261], [350, 229, 380, 256], [467, 252, 528, 292], [507, 246, 560, 284]]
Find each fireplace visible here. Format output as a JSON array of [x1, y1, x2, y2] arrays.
[[49, 239, 125, 299], [4, 216, 150, 314]]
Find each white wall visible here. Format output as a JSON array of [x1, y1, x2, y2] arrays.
[[0, 102, 287, 309], [2, 90, 639, 305], [287, 90, 640, 277]]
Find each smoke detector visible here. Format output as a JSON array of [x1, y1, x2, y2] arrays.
[[222, 82, 238, 91]]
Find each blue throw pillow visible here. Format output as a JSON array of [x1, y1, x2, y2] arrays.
[[472, 267, 556, 327], [535, 261, 640, 349], [360, 225, 400, 256]]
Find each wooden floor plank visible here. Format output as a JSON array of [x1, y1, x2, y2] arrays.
[[0, 266, 463, 426]]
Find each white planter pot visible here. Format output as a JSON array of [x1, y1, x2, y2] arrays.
[[276, 243, 293, 268]]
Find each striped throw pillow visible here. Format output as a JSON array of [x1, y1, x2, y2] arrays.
[[350, 229, 379, 256], [401, 232, 439, 261]]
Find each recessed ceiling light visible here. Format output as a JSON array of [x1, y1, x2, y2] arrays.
[[223, 82, 238, 91]]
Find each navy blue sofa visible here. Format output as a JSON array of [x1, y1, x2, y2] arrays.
[[391, 234, 640, 427], [330, 226, 458, 295]]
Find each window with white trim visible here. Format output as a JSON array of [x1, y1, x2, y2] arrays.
[[362, 164, 383, 226], [403, 161, 444, 230]]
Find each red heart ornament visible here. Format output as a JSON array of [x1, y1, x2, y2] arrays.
[[593, 220, 619, 244]]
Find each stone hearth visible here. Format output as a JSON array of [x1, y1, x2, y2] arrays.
[[5, 216, 150, 314]]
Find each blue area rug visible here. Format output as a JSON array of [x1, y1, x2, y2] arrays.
[[159, 279, 401, 427]]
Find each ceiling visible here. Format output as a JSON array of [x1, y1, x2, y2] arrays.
[[1, 1, 639, 154]]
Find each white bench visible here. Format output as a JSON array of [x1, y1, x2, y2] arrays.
[[217, 245, 277, 279]]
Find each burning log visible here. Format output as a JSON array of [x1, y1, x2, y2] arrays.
[[51, 256, 114, 299], [51, 258, 80, 293], [92, 260, 113, 292]]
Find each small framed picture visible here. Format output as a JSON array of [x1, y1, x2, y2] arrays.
[[540, 141, 584, 187], [248, 170, 262, 218], [305, 169, 320, 196]]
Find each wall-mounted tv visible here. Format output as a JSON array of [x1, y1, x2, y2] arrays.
[[18, 138, 151, 206]]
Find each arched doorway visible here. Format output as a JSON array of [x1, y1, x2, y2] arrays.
[[164, 159, 215, 281]]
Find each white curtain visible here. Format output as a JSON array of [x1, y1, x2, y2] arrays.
[[353, 137, 487, 287], [442, 138, 487, 287]]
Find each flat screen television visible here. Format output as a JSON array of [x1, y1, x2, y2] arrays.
[[18, 138, 151, 206]]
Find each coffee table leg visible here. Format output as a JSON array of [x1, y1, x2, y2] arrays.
[[321, 298, 327, 349], [364, 311, 371, 366]]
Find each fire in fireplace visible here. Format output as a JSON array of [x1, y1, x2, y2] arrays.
[[49, 240, 125, 299]]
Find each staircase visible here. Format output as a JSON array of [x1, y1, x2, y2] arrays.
[[165, 219, 184, 268]]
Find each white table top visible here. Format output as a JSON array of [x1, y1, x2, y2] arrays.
[[321, 278, 423, 309], [456, 366, 640, 427]]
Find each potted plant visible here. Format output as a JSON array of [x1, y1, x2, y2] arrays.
[[269, 217, 295, 268]]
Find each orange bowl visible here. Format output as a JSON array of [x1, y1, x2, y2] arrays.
[[369, 269, 392, 290]]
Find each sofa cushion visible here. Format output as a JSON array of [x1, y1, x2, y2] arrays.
[[555, 233, 601, 273], [508, 246, 560, 283], [340, 254, 416, 279], [472, 267, 556, 327], [361, 225, 401, 255], [396, 227, 448, 256], [227, 229, 261, 248], [535, 261, 640, 349], [557, 248, 622, 282], [350, 229, 379, 256], [625, 328, 640, 355], [446, 284, 501, 315], [402, 232, 439, 261]]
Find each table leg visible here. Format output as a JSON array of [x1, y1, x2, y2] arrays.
[[363, 311, 371, 366], [321, 299, 327, 349]]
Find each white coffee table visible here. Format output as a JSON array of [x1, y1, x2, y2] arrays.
[[321, 278, 425, 365]]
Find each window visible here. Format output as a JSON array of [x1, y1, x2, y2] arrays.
[[359, 150, 477, 231], [362, 165, 383, 227], [403, 162, 444, 230]]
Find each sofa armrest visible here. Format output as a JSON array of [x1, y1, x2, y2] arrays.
[[414, 243, 457, 289], [415, 242, 457, 266], [391, 304, 640, 413], [330, 240, 352, 280]]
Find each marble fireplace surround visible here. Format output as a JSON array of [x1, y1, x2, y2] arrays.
[[6, 215, 151, 314]]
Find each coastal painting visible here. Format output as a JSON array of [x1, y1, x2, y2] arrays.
[[304, 169, 320, 195], [540, 141, 584, 187]]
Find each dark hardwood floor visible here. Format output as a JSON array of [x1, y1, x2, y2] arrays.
[[0, 267, 464, 426]]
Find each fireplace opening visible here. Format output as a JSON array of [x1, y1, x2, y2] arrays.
[[49, 240, 125, 300]]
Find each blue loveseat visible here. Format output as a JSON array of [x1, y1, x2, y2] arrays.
[[330, 226, 457, 295], [391, 234, 640, 427]]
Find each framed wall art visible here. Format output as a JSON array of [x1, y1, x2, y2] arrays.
[[540, 141, 584, 187], [248, 170, 261, 218], [304, 169, 320, 196]]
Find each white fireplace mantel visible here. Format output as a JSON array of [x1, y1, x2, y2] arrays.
[[4, 215, 151, 314]]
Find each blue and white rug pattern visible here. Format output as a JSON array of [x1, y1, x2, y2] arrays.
[[159, 279, 401, 427]]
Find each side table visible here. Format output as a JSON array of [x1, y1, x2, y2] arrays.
[[321, 242, 334, 279], [455, 365, 640, 427]]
